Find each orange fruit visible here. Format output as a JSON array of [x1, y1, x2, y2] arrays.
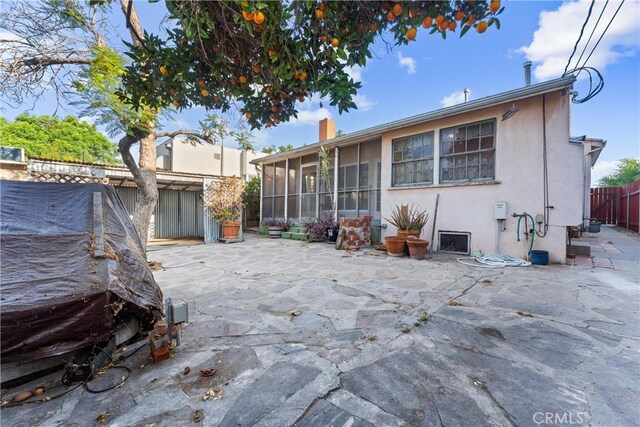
[[265, 86, 272, 93], [239, 75, 247, 84], [230, 78, 237, 85], [331, 38, 339, 48], [242, 11, 253, 21], [422, 16, 433, 28], [270, 105, 278, 112], [197, 79, 205, 87], [274, 118, 281, 125], [476, 21, 488, 33], [159, 66, 167, 75], [268, 49, 277, 57], [409, 8, 417, 18], [179, 37, 188, 45], [386, 11, 395, 21], [320, 34, 327, 42], [172, 100, 180, 107], [298, 95, 305, 102], [454, 10, 465, 21], [245, 112, 252, 119], [466, 15, 476, 26], [201, 89, 209, 97], [318, 2, 326, 11], [169, 87, 177, 96], [392, 4, 402, 16], [269, 112, 276, 119], [266, 121, 273, 128], [300, 71, 308, 81], [381, 1, 390, 12], [369, 23, 377, 32], [252, 64, 261, 73], [293, 71, 300, 80], [315, 9, 324, 19], [406, 27, 417, 41], [489, 0, 500, 13], [438, 20, 448, 31], [448, 21, 457, 31], [253, 11, 264, 24], [435, 15, 445, 25]]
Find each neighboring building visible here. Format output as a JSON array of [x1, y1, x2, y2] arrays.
[[253, 74, 603, 263], [157, 137, 263, 182]]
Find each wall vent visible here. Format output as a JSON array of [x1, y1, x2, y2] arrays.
[[214, 153, 221, 160], [438, 231, 471, 255]]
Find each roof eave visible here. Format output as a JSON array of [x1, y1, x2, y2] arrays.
[[251, 75, 577, 165]]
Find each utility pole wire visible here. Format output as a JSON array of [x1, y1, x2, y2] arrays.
[[573, 1, 609, 71], [579, 0, 626, 70], [563, 0, 595, 76]]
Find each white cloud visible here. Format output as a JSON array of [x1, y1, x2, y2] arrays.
[[518, 0, 640, 81], [440, 89, 471, 107], [287, 108, 331, 126], [397, 52, 417, 75], [591, 159, 620, 184], [170, 118, 190, 129], [250, 128, 270, 149], [353, 94, 375, 112], [345, 65, 364, 82]]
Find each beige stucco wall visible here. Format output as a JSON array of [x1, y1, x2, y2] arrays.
[[165, 139, 263, 179], [0, 162, 28, 181], [380, 90, 580, 263]]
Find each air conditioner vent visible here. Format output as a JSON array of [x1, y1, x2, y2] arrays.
[[438, 231, 470, 255]]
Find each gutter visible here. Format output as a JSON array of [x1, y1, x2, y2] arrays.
[[251, 75, 577, 165]]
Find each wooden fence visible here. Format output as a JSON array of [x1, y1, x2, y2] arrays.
[[591, 179, 640, 232]]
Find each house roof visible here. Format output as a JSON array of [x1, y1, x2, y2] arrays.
[[251, 75, 577, 165]]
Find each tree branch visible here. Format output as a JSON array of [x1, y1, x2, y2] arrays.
[[118, 134, 142, 179], [154, 129, 213, 143], [20, 57, 92, 67]]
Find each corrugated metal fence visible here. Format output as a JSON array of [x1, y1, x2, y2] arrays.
[[591, 179, 640, 232], [116, 187, 206, 238]]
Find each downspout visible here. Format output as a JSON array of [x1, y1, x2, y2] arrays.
[[334, 147, 339, 222], [259, 163, 263, 223]]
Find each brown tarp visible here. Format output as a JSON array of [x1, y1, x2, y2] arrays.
[[1, 180, 163, 363]]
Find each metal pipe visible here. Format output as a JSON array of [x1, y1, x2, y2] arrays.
[[524, 61, 532, 86]]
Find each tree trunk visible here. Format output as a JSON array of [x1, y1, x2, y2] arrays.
[[118, 123, 158, 254]]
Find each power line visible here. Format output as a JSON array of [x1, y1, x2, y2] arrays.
[[573, 1, 609, 71], [563, 0, 596, 76], [579, 0, 626, 70]]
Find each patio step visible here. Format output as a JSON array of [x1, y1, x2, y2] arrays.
[[288, 225, 305, 234], [282, 231, 307, 241]]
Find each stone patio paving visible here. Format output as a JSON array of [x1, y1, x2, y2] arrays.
[[2, 228, 638, 426]]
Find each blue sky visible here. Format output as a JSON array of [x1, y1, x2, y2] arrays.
[[2, 1, 638, 182]]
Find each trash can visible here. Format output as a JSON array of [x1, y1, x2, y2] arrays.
[[588, 218, 601, 233]]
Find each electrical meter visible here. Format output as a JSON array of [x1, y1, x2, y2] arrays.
[[494, 202, 508, 220]]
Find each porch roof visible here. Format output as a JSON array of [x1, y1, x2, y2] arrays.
[[251, 75, 577, 165]]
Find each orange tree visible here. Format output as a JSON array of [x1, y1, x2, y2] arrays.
[[123, 0, 504, 128]]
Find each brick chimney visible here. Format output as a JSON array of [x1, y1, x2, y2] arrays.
[[319, 118, 336, 142]]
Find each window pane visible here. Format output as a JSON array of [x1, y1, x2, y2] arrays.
[[345, 165, 357, 190], [264, 164, 274, 196], [274, 161, 286, 195], [392, 132, 434, 186], [359, 163, 369, 188], [345, 191, 356, 210], [358, 191, 370, 216], [274, 196, 285, 217], [288, 158, 299, 194], [262, 197, 273, 218], [440, 120, 495, 183], [481, 135, 494, 150], [287, 195, 298, 219]]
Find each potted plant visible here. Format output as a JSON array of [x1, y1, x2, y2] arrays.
[[384, 204, 429, 256], [406, 236, 429, 260], [318, 147, 339, 241], [203, 176, 245, 239], [262, 218, 290, 239]]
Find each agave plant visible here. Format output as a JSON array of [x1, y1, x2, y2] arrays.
[[384, 204, 412, 230], [409, 205, 429, 231]]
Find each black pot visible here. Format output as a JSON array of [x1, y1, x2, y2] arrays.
[[327, 227, 339, 243]]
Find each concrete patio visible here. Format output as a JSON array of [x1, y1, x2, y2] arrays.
[[2, 227, 638, 426]]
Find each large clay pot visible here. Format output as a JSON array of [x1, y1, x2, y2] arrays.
[[406, 238, 429, 260], [222, 221, 241, 239], [384, 236, 406, 257], [397, 229, 421, 239]]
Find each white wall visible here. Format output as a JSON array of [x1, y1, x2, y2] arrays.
[[163, 139, 262, 179], [380, 90, 580, 263]]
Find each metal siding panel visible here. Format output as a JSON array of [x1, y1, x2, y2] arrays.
[[115, 187, 137, 215], [203, 178, 219, 243], [196, 195, 204, 236], [179, 191, 197, 236], [156, 189, 180, 238]]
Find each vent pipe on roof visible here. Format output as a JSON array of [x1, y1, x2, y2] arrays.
[[463, 88, 469, 103], [524, 61, 532, 87]]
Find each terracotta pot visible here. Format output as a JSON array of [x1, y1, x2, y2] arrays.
[[222, 220, 241, 239], [406, 238, 429, 260], [397, 229, 421, 239], [384, 236, 406, 257]]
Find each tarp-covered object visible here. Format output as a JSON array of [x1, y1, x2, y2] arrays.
[[1, 181, 163, 362]]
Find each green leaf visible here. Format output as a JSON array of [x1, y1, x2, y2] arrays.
[[460, 24, 471, 37], [494, 18, 501, 30]]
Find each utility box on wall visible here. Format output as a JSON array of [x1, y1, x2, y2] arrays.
[[494, 202, 508, 220]]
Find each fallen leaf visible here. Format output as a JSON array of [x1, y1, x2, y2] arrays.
[[288, 310, 301, 317], [13, 390, 33, 403], [192, 409, 204, 423], [202, 388, 224, 401], [199, 369, 215, 377], [33, 387, 45, 396], [183, 366, 191, 375], [42, 397, 52, 402], [95, 411, 109, 424]]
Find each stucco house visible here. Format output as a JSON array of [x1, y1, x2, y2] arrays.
[[253, 74, 601, 263]]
